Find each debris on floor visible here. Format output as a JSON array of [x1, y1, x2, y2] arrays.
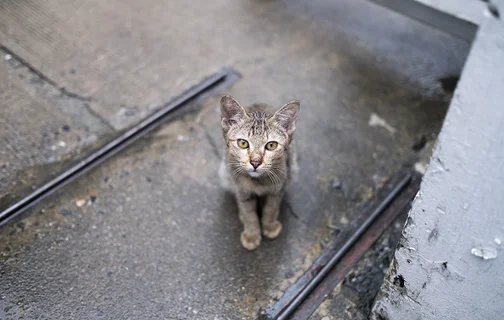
[[471, 247, 498, 260], [332, 179, 342, 190], [368, 113, 397, 134], [75, 199, 86, 207], [414, 162, 427, 174]]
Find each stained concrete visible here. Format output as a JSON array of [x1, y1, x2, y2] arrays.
[[371, 5, 504, 320], [367, 0, 480, 42], [0, 0, 468, 131], [0, 0, 469, 319], [0, 49, 114, 212], [413, 0, 485, 25], [310, 214, 407, 320], [0, 0, 469, 213]]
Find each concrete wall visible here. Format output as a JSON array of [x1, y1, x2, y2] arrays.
[[371, 3, 504, 319]]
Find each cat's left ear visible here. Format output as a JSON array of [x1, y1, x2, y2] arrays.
[[220, 95, 247, 133], [274, 100, 300, 135]]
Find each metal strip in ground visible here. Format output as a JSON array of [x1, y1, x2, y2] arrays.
[[260, 169, 416, 320], [0, 68, 240, 226], [290, 172, 421, 319]]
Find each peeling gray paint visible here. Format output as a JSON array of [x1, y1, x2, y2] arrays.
[[372, 4, 504, 319]]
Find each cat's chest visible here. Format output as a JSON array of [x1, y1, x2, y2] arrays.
[[237, 176, 282, 196]]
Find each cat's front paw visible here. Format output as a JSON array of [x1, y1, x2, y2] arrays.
[[240, 231, 261, 250], [262, 221, 283, 239]]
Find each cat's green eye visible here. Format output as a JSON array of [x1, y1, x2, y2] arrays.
[[265, 141, 278, 151], [237, 139, 249, 149]]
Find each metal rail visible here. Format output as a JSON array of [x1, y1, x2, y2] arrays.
[[274, 170, 412, 320]]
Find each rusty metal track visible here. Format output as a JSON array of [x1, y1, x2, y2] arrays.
[[260, 169, 421, 320], [0, 68, 240, 227]]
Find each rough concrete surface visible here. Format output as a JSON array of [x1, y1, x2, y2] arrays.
[[371, 5, 504, 320], [0, 0, 469, 215], [310, 214, 407, 320], [0, 48, 114, 212], [0, 0, 469, 319], [414, 0, 485, 25]]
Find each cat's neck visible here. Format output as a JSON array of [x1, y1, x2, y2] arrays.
[[235, 171, 286, 196]]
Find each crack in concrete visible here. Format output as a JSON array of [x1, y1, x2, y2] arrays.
[[58, 87, 92, 102], [81, 102, 116, 133], [1, 45, 93, 102], [1, 45, 115, 133]]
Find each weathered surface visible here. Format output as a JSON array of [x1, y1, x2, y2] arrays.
[[368, 0, 481, 42], [0, 0, 468, 131], [0, 0, 469, 213], [310, 215, 407, 320], [413, 0, 485, 25], [0, 0, 469, 319], [371, 5, 504, 320], [0, 49, 114, 212]]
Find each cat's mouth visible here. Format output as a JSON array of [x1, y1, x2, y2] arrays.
[[248, 171, 261, 178], [245, 163, 264, 178]]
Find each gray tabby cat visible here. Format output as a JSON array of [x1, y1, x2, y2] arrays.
[[219, 95, 300, 250]]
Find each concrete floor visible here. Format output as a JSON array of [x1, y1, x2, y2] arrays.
[[0, 0, 468, 319]]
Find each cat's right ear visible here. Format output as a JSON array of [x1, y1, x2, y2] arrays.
[[220, 95, 246, 133], [274, 100, 300, 136]]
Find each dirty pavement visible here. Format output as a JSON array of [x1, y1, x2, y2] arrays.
[[0, 0, 468, 319]]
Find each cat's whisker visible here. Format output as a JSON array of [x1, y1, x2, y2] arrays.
[[226, 162, 243, 168], [230, 166, 243, 178], [265, 171, 278, 192], [270, 165, 285, 174], [267, 170, 283, 193], [271, 171, 282, 188]]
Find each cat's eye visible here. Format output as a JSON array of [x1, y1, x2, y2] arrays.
[[265, 141, 278, 151], [237, 139, 249, 149]]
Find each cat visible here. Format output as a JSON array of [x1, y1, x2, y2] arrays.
[[219, 94, 300, 250]]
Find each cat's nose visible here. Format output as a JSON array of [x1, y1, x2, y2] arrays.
[[250, 160, 261, 169]]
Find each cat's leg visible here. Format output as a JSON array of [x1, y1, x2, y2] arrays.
[[261, 192, 284, 239], [237, 195, 261, 250]]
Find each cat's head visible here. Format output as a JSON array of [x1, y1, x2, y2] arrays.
[[220, 95, 300, 179]]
